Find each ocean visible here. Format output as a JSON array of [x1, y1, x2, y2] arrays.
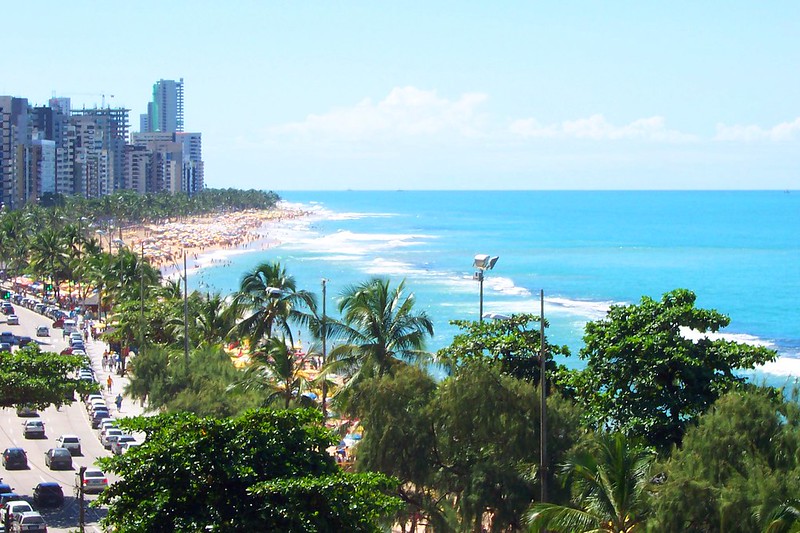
[[188, 191, 800, 387]]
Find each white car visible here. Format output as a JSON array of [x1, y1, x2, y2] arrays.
[[101, 428, 123, 449], [35, 325, 49, 337], [6, 315, 19, 325], [55, 434, 81, 455], [77, 467, 108, 494]]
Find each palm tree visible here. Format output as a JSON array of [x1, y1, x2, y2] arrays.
[[329, 278, 434, 386], [525, 432, 655, 533], [232, 261, 313, 348], [761, 499, 800, 533], [229, 336, 317, 409], [191, 292, 239, 348], [28, 228, 70, 301]]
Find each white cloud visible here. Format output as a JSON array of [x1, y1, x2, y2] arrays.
[[714, 117, 800, 141], [509, 114, 696, 142], [272, 86, 489, 141]]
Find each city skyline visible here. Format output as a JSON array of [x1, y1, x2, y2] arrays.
[[4, 2, 799, 190]]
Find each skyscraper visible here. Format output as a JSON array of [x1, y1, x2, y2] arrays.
[[141, 78, 184, 133]]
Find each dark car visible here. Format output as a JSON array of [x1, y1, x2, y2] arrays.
[[0, 331, 14, 345], [33, 482, 63, 508], [15, 336, 32, 347], [0, 343, 10, 353], [90, 409, 110, 429], [44, 448, 72, 470], [2, 448, 27, 470]]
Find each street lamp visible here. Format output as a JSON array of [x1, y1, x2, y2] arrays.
[[473, 254, 499, 322]]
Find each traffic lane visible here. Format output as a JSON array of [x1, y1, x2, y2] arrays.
[[0, 304, 111, 531], [0, 405, 110, 532]]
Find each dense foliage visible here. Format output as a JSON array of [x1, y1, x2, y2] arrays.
[[0, 344, 97, 408], [97, 409, 402, 532], [574, 288, 776, 450]]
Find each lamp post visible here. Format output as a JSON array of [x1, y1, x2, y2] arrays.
[[473, 254, 499, 322], [539, 289, 547, 507], [321, 278, 328, 421]]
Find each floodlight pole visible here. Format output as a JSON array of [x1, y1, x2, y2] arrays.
[[478, 271, 485, 322], [183, 250, 189, 367]]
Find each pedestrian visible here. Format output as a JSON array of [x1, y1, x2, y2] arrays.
[[106, 375, 113, 392], [102, 354, 108, 371], [115, 394, 123, 411]]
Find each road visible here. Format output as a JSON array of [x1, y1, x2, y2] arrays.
[[0, 300, 141, 532]]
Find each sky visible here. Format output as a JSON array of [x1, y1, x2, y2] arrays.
[[4, 2, 799, 190]]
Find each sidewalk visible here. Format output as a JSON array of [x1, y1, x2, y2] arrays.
[[83, 333, 147, 419]]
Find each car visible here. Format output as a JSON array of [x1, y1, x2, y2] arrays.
[[117, 440, 141, 455], [13, 510, 48, 531], [44, 448, 72, 470], [2, 449, 26, 470], [90, 410, 110, 429], [101, 428, 123, 449], [84, 393, 103, 406], [35, 326, 49, 337], [111, 435, 138, 455], [22, 419, 45, 439], [0, 332, 13, 345], [55, 434, 81, 456], [0, 303, 13, 315], [15, 405, 37, 417], [51, 317, 64, 329], [88, 398, 107, 412], [5, 315, 18, 326], [71, 349, 86, 357], [32, 483, 63, 509], [15, 336, 32, 347], [69, 332, 83, 342], [4, 500, 33, 524], [97, 420, 117, 436], [77, 468, 107, 494], [0, 343, 10, 352], [70, 341, 86, 352]]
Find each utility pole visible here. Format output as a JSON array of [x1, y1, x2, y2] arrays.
[[78, 466, 87, 532], [539, 289, 547, 506], [321, 278, 328, 421], [183, 250, 189, 366]]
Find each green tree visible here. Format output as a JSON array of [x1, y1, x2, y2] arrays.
[[649, 388, 800, 532], [97, 408, 402, 532], [526, 432, 656, 533], [0, 344, 96, 408], [347, 365, 441, 529], [429, 360, 585, 531], [229, 336, 317, 409], [233, 261, 313, 348], [331, 278, 434, 392], [575, 289, 776, 449], [437, 313, 570, 385]]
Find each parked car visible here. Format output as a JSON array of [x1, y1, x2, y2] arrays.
[[1, 303, 14, 315], [13, 510, 48, 531], [55, 435, 81, 456], [76, 468, 107, 494], [22, 419, 45, 439], [5, 315, 18, 325], [0, 332, 14, 345], [44, 448, 72, 470], [90, 410, 110, 429], [0, 342, 10, 352], [51, 317, 64, 329], [35, 325, 49, 337], [4, 500, 33, 524], [111, 435, 139, 455], [2, 448, 27, 470], [33, 482, 63, 508], [15, 405, 37, 417], [100, 429, 123, 449]]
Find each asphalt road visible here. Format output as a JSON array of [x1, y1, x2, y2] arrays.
[[0, 301, 122, 532]]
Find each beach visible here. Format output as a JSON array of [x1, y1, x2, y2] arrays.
[[120, 206, 309, 274]]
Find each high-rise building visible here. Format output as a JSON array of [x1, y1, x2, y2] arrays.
[[0, 96, 30, 210], [141, 79, 184, 133], [71, 107, 130, 196]]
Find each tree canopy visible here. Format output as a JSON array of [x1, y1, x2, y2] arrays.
[[0, 344, 96, 409], [97, 408, 402, 532], [574, 288, 776, 449]]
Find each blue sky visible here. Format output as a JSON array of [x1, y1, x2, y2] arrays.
[[4, 2, 799, 190]]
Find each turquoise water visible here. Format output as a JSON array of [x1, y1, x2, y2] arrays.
[[189, 191, 800, 385]]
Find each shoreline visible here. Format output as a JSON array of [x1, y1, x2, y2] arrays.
[[120, 205, 309, 276]]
